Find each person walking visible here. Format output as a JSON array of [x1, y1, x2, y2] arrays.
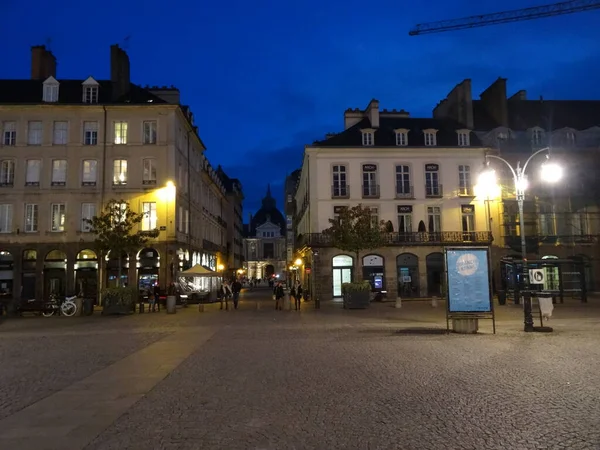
[[153, 283, 161, 312], [274, 281, 285, 310], [291, 282, 301, 311], [220, 281, 233, 311], [231, 279, 242, 309]]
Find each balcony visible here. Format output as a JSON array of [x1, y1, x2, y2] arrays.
[[425, 184, 443, 198], [362, 183, 380, 199], [458, 185, 474, 197], [331, 184, 350, 199], [296, 231, 493, 248], [395, 185, 414, 199]]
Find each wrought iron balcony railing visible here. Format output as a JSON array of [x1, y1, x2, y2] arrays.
[[395, 185, 414, 199], [331, 184, 350, 199], [425, 184, 443, 198], [362, 183, 380, 199]]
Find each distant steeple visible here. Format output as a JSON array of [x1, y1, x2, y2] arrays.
[[261, 183, 276, 209]]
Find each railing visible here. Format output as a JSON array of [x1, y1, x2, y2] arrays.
[[458, 185, 474, 196], [395, 185, 414, 199], [296, 231, 493, 247], [425, 184, 443, 198], [362, 184, 380, 199], [331, 184, 350, 199]]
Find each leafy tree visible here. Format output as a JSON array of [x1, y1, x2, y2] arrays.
[[322, 204, 388, 279], [85, 199, 159, 288]]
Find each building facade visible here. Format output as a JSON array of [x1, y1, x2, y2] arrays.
[[294, 100, 493, 301], [243, 186, 287, 280], [434, 77, 600, 293], [284, 170, 300, 282], [217, 166, 244, 277], [0, 44, 236, 302]]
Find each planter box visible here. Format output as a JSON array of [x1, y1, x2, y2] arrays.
[[343, 291, 370, 309]]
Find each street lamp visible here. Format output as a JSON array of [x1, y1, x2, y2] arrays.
[[477, 147, 563, 332]]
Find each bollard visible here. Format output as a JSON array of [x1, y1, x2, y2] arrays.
[[166, 295, 176, 314], [395, 297, 402, 309], [431, 296, 438, 308], [198, 303, 205, 313]]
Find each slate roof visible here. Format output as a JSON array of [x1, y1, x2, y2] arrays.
[[0, 79, 167, 105], [312, 116, 483, 147]]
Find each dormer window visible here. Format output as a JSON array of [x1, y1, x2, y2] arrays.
[[423, 129, 437, 146], [361, 129, 374, 146], [394, 129, 408, 146], [566, 129, 576, 146], [82, 76, 99, 104], [457, 130, 470, 146], [43, 76, 59, 102], [531, 127, 544, 146]]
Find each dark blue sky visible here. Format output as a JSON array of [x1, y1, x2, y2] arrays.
[[2, 0, 600, 215]]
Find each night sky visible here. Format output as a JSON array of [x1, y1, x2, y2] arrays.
[[2, 0, 600, 215]]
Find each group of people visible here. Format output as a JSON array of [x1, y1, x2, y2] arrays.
[[218, 279, 305, 311], [273, 280, 303, 311], [217, 279, 243, 310]]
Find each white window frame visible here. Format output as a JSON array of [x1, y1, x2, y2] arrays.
[[395, 165, 411, 196], [143, 158, 157, 185], [566, 130, 576, 146], [531, 128, 544, 146], [332, 165, 347, 197], [2, 122, 16, 146], [461, 206, 476, 233], [83, 121, 98, 145], [24, 203, 38, 232], [25, 159, 41, 186], [51, 159, 67, 186], [143, 121, 157, 144], [424, 131, 437, 146], [427, 206, 442, 233], [397, 208, 412, 233], [83, 86, 98, 104], [114, 122, 128, 145], [51, 203, 66, 232], [113, 159, 127, 185], [0, 204, 13, 233], [395, 131, 408, 146], [82, 160, 98, 186], [81, 203, 96, 232], [369, 207, 379, 228], [458, 165, 471, 195], [142, 202, 157, 231], [53, 121, 68, 145], [0, 160, 15, 186], [362, 131, 374, 146], [43, 82, 59, 102], [457, 131, 470, 146], [27, 121, 43, 145]]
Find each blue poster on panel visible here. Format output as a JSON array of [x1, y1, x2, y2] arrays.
[[446, 249, 492, 313]]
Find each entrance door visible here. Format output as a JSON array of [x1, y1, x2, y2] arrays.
[[332, 268, 352, 297]]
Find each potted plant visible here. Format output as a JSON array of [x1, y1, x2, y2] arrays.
[[341, 281, 372, 309], [101, 286, 139, 315]]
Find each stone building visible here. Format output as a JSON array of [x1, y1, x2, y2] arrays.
[[0, 44, 237, 302]]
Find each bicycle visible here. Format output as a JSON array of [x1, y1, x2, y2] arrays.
[[41, 294, 78, 317]]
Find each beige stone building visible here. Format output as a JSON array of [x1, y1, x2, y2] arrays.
[[0, 44, 237, 302]]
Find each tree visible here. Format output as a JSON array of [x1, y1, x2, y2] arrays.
[[85, 199, 159, 288], [322, 204, 388, 279]]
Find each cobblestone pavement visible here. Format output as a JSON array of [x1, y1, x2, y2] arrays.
[[1, 287, 600, 449]]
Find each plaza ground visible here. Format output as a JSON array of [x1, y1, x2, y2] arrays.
[[0, 287, 599, 450]]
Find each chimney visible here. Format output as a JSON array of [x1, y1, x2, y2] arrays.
[[366, 99, 380, 128], [433, 79, 473, 128], [479, 77, 508, 128], [31, 45, 57, 80], [110, 44, 131, 100]]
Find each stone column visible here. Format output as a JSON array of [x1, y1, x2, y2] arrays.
[[384, 256, 398, 300], [418, 257, 428, 298]]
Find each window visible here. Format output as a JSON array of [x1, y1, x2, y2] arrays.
[[424, 131, 436, 146], [83, 86, 98, 104], [425, 164, 441, 197], [113, 159, 127, 185], [51, 203, 66, 232], [369, 207, 379, 228], [25, 160, 41, 186], [84, 121, 98, 145], [113, 202, 127, 224], [566, 130, 576, 146], [427, 206, 441, 233], [24, 204, 38, 232], [3, 122, 16, 146], [0, 204, 12, 233], [185, 209, 189, 234], [395, 131, 408, 146], [458, 165, 472, 195], [333, 206, 346, 222], [538, 203, 556, 236], [397, 206, 412, 233], [51, 159, 67, 186], [395, 165, 411, 197], [571, 211, 588, 236], [143, 121, 157, 144], [81, 203, 96, 232], [362, 164, 378, 197], [178, 206, 183, 231], [28, 121, 43, 145], [532, 128, 544, 146], [114, 122, 128, 144], [43, 81, 59, 102], [332, 165, 348, 197], [82, 160, 97, 186], [362, 131, 373, 146], [53, 121, 68, 145], [457, 131, 470, 146], [263, 242, 274, 258], [0, 160, 15, 186], [142, 202, 157, 231], [461, 205, 475, 239], [143, 159, 157, 185]]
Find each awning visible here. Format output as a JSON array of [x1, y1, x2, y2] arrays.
[[178, 264, 216, 277]]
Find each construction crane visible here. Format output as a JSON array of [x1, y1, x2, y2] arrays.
[[409, 0, 600, 35]]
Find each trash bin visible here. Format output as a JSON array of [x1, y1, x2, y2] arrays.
[[537, 291, 554, 320], [75, 297, 83, 316], [498, 290, 506, 306], [83, 298, 94, 316], [166, 295, 176, 314]]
